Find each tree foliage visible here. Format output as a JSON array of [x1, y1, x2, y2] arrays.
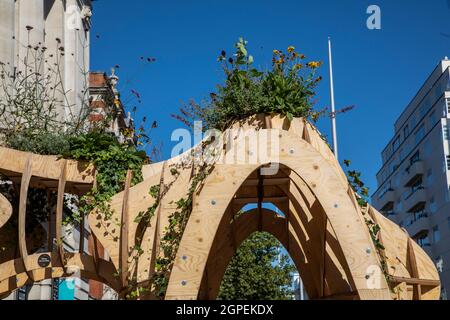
[[218, 231, 296, 300]]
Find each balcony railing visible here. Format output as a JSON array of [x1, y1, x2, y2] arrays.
[[406, 212, 428, 226], [378, 188, 395, 212], [378, 187, 394, 200], [408, 215, 430, 238], [402, 161, 424, 187]]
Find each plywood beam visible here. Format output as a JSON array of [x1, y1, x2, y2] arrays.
[[120, 170, 133, 287], [18, 155, 33, 280]]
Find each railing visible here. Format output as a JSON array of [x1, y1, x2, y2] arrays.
[[384, 211, 396, 217], [406, 212, 429, 227], [405, 186, 425, 200], [405, 158, 421, 174], [378, 187, 394, 200]]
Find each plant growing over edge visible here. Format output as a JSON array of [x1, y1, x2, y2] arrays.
[[172, 38, 324, 131]]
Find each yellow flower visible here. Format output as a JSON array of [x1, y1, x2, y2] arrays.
[[287, 46, 295, 53], [272, 49, 280, 55], [307, 61, 322, 69], [294, 63, 303, 69]]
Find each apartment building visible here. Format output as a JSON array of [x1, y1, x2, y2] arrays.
[[372, 58, 450, 299]]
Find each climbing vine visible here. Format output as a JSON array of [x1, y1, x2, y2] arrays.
[[151, 162, 213, 298], [343, 159, 392, 291]]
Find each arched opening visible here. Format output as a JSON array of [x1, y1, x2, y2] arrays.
[[196, 164, 357, 300]]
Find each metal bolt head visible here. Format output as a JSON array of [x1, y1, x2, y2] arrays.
[[181, 280, 187, 286], [366, 248, 372, 254], [211, 200, 216, 205], [182, 255, 187, 261], [365, 274, 370, 280], [289, 148, 295, 154], [334, 204, 338, 208]]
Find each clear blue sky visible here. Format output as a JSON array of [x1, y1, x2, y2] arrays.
[[90, 0, 450, 196]]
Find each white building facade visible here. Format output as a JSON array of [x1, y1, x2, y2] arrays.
[[0, 0, 92, 122], [372, 58, 450, 300]]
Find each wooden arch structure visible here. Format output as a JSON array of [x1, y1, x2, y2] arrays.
[[0, 114, 441, 300]]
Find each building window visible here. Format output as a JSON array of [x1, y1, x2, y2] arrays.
[[392, 136, 401, 152], [427, 168, 434, 185], [411, 116, 417, 129], [410, 151, 420, 165], [428, 109, 436, 124], [416, 233, 431, 247], [415, 124, 425, 144], [444, 125, 450, 140], [433, 225, 441, 243], [396, 198, 403, 211], [399, 148, 405, 161], [430, 197, 437, 214], [446, 97, 450, 114], [424, 140, 431, 157], [446, 155, 450, 170], [404, 125, 410, 138], [410, 177, 423, 193]]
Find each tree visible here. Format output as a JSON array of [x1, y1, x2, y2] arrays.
[[217, 231, 296, 300]]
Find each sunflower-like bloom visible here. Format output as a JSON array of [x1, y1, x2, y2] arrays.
[[307, 61, 322, 69], [287, 46, 295, 53]]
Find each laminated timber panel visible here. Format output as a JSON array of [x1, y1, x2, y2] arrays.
[[165, 129, 392, 299], [0, 146, 94, 188], [0, 114, 441, 300], [0, 194, 12, 229]]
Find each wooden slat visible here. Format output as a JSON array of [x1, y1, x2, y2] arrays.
[[389, 276, 440, 287], [120, 169, 133, 287], [320, 218, 327, 297], [79, 213, 85, 253], [233, 196, 288, 204], [18, 155, 33, 280], [241, 177, 290, 186], [149, 161, 167, 280], [56, 159, 67, 267], [407, 238, 421, 299]]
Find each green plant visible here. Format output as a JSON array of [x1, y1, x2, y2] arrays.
[[343, 159, 369, 207], [173, 38, 323, 131], [218, 231, 296, 300], [62, 132, 148, 223]]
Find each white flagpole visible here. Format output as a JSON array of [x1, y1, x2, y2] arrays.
[[328, 37, 338, 160]]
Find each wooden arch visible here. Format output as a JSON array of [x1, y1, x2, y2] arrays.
[[0, 115, 441, 300]]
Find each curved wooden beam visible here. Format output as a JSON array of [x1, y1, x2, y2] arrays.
[[0, 147, 94, 185], [18, 155, 33, 281], [55, 159, 67, 268], [165, 129, 391, 299], [0, 193, 12, 229], [200, 208, 318, 299], [0, 252, 121, 295], [120, 169, 133, 287]]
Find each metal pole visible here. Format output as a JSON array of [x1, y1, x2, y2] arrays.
[[328, 37, 338, 160]]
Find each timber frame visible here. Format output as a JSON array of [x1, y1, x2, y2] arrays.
[[0, 114, 441, 300]]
